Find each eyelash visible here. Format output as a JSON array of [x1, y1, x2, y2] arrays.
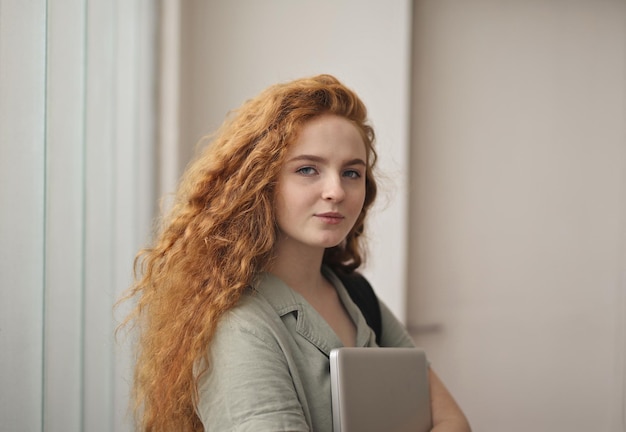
[[295, 166, 362, 178], [343, 169, 361, 179], [296, 166, 318, 176]]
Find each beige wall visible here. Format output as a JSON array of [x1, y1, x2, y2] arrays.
[[408, 1, 626, 430]]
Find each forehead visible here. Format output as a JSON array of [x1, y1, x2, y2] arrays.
[[289, 114, 366, 156]]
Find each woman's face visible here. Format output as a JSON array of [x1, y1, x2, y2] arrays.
[[274, 114, 367, 254]]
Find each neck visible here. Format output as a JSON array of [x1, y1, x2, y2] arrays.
[[269, 239, 326, 295]]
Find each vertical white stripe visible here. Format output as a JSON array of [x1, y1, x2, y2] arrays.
[[43, 0, 86, 430], [83, 0, 117, 429], [0, 1, 47, 431], [159, 0, 182, 209]]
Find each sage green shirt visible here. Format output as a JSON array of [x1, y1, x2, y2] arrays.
[[197, 267, 416, 431]]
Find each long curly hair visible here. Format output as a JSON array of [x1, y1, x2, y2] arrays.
[[121, 74, 379, 431]]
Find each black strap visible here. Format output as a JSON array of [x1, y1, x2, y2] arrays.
[[336, 271, 382, 345]]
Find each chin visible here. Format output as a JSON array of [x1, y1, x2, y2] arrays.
[[317, 237, 346, 249]]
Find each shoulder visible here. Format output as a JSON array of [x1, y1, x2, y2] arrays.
[[212, 289, 285, 347], [211, 273, 304, 348], [198, 282, 311, 431]]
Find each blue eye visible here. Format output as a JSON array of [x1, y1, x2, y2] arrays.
[[296, 166, 318, 176], [343, 169, 361, 179]]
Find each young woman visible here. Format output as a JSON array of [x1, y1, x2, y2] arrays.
[[122, 74, 470, 431]]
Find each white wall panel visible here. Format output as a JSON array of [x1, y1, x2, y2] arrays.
[[44, 0, 86, 430], [111, 1, 157, 430], [0, 1, 156, 431], [83, 0, 117, 427], [0, 1, 47, 430]]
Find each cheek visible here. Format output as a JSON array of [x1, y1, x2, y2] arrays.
[[274, 189, 289, 222], [351, 184, 367, 208], [274, 184, 301, 224]]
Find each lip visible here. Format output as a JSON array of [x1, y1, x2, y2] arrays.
[[315, 212, 345, 224]]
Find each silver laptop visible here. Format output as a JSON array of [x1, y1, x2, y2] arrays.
[[329, 347, 432, 432]]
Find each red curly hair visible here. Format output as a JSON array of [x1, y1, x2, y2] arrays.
[[121, 74, 378, 431]]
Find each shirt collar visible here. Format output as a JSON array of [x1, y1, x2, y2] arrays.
[[252, 266, 374, 354]]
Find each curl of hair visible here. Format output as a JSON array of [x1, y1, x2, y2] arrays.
[[120, 74, 378, 431]]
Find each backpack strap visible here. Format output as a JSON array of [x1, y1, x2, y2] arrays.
[[335, 270, 382, 345]]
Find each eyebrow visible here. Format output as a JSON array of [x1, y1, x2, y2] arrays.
[[286, 154, 367, 166]]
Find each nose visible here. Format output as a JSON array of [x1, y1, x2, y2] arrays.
[[321, 174, 346, 202]]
